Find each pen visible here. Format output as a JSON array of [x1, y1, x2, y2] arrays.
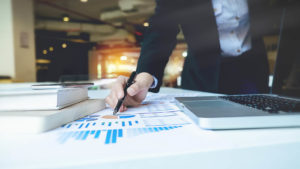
[[113, 71, 137, 115]]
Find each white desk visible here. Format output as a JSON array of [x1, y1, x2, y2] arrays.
[[1, 87, 300, 169]]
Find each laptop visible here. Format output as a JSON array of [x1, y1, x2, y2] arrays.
[[175, 9, 300, 129]]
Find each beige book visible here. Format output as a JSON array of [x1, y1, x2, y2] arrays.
[[0, 99, 106, 133]]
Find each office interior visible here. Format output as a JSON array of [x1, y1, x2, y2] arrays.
[[1, 0, 300, 169], [1, 0, 297, 90]]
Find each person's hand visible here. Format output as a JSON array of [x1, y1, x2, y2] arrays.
[[105, 72, 154, 112]]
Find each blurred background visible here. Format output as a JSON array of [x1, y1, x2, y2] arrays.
[[0, 0, 287, 88]]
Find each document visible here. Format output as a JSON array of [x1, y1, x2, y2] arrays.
[[3, 93, 296, 169], [57, 107, 190, 145], [52, 98, 187, 145]]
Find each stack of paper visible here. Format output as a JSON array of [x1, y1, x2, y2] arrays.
[[0, 88, 88, 111], [0, 87, 106, 133], [0, 99, 105, 133]]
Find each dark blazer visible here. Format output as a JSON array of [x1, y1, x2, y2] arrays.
[[136, 0, 271, 93]]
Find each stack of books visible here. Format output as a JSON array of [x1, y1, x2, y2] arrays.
[[0, 87, 105, 133]]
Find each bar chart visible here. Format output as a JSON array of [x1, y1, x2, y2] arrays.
[[62, 119, 141, 129], [58, 129, 123, 144], [58, 125, 183, 144], [126, 126, 182, 137], [57, 101, 189, 145]]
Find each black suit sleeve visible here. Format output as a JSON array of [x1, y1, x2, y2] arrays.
[[136, 0, 180, 93]]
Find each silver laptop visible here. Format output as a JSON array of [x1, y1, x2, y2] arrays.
[[175, 9, 300, 129]]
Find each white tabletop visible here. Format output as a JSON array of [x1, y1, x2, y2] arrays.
[[1, 87, 300, 169]]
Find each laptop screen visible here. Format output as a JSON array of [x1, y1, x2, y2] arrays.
[[272, 8, 300, 98]]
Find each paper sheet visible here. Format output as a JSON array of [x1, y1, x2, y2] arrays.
[[55, 100, 190, 145], [2, 93, 300, 169]]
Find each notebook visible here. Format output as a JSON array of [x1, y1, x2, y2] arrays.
[[0, 99, 106, 133], [0, 88, 88, 111]]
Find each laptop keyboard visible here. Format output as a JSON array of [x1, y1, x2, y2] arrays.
[[220, 95, 300, 113]]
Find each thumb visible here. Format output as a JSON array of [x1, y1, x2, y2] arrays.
[[127, 72, 153, 96]]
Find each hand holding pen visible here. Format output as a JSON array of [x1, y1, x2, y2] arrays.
[[113, 71, 137, 115], [105, 72, 154, 114]]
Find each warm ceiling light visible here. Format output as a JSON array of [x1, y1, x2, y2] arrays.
[[43, 50, 47, 55], [80, 0, 88, 2], [182, 51, 187, 57], [36, 59, 51, 64], [63, 16, 70, 22], [49, 46, 54, 52], [62, 14, 70, 22], [62, 43, 67, 48], [120, 55, 127, 61], [143, 22, 149, 27]]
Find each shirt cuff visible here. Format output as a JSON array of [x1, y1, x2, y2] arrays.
[[149, 75, 158, 89]]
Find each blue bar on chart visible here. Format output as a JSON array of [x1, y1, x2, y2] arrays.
[[105, 130, 112, 144], [58, 126, 180, 144], [76, 131, 85, 140], [75, 115, 100, 122], [118, 129, 123, 137], [148, 128, 154, 132], [118, 114, 136, 119], [81, 130, 90, 140], [89, 115, 100, 117], [104, 129, 124, 144], [111, 129, 117, 143], [59, 129, 103, 143], [94, 130, 101, 139], [126, 126, 182, 137]]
